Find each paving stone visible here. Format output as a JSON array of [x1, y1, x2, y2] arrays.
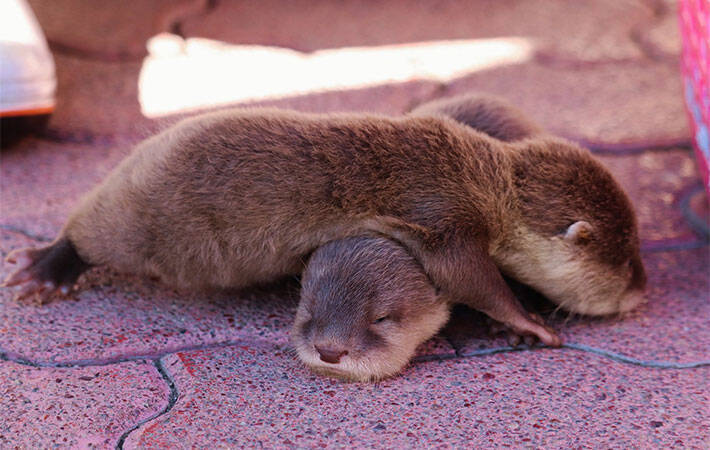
[[598, 149, 705, 243], [452, 247, 710, 365], [182, 0, 651, 62], [28, 0, 206, 60], [0, 359, 168, 448], [126, 342, 709, 448], [557, 247, 710, 363], [444, 61, 689, 148], [0, 138, 126, 239]]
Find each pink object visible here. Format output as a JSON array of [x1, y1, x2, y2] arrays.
[[679, 0, 710, 194]]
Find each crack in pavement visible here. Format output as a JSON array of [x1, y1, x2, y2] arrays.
[[0, 351, 176, 449], [115, 359, 179, 450], [532, 52, 657, 70], [47, 39, 144, 63]]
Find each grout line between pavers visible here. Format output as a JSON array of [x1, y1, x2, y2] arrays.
[[641, 238, 708, 253], [581, 139, 693, 155], [680, 184, 710, 239], [2, 338, 708, 372], [115, 359, 179, 450], [561, 343, 710, 369], [414, 344, 710, 369], [0, 224, 52, 243], [0, 338, 272, 369], [0, 348, 181, 449]]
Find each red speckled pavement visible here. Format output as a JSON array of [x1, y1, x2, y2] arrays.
[[1, 1, 709, 448]]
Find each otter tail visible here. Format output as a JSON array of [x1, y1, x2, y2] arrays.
[[409, 94, 543, 142]]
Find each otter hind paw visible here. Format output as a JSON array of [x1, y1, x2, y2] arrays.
[[2, 239, 89, 304]]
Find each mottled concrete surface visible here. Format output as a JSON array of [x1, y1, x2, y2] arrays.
[[127, 344, 709, 449], [0, 359, 169, 448], [2, 0, 709, 448]]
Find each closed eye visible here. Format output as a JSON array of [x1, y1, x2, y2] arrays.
[[372, 316, 390, 324]]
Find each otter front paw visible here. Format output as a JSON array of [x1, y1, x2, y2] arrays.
[[2, 238, 89, 304], [487, 313, 561, 348]]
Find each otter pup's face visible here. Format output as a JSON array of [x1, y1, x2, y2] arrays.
[[498, 223, 646, 316], [500, 140, 647, 316], [291, 237, 450, 382]]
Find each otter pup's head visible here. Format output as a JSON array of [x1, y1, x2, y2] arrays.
[[495, 139, 646, 316], [292, 236, 449, 382]]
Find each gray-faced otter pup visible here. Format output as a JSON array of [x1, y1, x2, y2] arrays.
[[293, 235, 450, 382], [3, 105, 646, 348]]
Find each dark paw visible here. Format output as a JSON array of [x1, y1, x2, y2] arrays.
[[2, 238, 89, 304]]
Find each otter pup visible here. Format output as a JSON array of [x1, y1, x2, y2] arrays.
[[293, 235, 449, 382], [3, 107, 646, 347]]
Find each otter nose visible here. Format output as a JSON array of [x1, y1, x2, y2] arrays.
[[314, 345, 348, 364]]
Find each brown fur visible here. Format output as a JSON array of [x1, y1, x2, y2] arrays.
[[3, 106, 646, 346]]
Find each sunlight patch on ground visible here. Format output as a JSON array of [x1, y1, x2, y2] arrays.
[[138, 34, 534, 117]]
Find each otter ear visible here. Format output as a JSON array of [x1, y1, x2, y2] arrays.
[[564, 221, 593, 244]]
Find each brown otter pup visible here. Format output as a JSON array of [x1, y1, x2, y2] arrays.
[[293, 235, 449, 381], [3, 106, 646, 348]]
